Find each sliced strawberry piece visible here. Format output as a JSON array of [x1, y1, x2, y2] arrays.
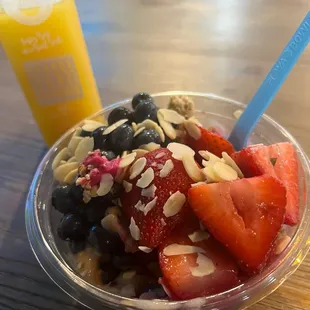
[[158, 220, 240, 300], [185, 126, 234, 157], [232, 143, 299, 225], [188, 176, 286, 273], [231, 144, 275, 177], [121, 148, 194, 248], [268, 143, 299, 225]]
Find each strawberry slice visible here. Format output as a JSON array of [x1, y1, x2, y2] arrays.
[[158, 219, 240, 300], [232, 143, 299, 225], [188, 176, 286, 273], [121, 148, 194, 248], [185, 125, 234, 157]]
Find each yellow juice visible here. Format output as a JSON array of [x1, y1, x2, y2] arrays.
[[0, 0, 102, 146]]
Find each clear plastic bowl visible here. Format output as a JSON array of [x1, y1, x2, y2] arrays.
[[26, 91, 310, 310]]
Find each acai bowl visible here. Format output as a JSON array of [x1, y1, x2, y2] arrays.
[[26, 91, 310, 310]]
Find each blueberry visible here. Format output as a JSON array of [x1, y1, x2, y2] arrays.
[[69, 239, 86, 254], [100, 264, 120, 284], [132, 93, 153, 110], [108, 107, 134, 125], [88, 225, 124, 254], [107, 124, 134, 154], [69, 184, 84, 203], [57, 214, 87, 241], [92, 126, 109, 150], [100, 150, 117, 161], [84, 198, 111, 224], [113, 254, 136, 271], [133, 129, 161, 149], [52, 185, 76, 214], [134, 101, 158, 123]]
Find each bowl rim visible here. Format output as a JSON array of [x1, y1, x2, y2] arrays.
[[25, 91, 310, 310]]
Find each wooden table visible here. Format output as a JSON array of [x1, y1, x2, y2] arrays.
[[0, 0, 309, 309]]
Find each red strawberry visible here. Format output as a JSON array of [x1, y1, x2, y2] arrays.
[[158, 219, 240, 300], [188, 176, 286, 273], [185, 125, 234, 157], [121, 148, 194, 248], [232, 143, 299, 225], [268, 143, 299, 225], [231, 144, 275, 177]]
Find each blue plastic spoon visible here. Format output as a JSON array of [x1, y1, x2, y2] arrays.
[[228, 11, 310, 151]]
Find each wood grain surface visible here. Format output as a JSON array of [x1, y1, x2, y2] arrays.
[[0, 0, 309, 309]]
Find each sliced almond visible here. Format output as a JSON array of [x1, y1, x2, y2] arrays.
[[202, 166, 218, 183], [161, 218, 167, 226], [184, 120, 201, 140], [82, 122, 102, 133], [130, 157, 147, 180], [84, 119, 105, 127], [221, 152, 244, 178], [275, 235, 291, 255], [144, 197, 157, 215], [119, 152, 137, 168], [68, 156, 77, 163], [97, 173, 114, 196], [182, 155, 204, 182], [136, 167, 154, 188], [155, 152, 165, 159], [134, 200, 145, 212], [103, 119, 128, 135], [188, 230, 210, 242], [157, 112, 176, 140], [54, 162, 79, 183], [68, 136, 84, 155], [141, 184, 157, 198], [154, 125, 165, 143], [167, 142, 195, 160], [123, 180, 133, 193], [212, 161, 238, 181], [140, 143, 161, 152], [190, 253, 216, 277], [163, 244, 205, 256], [163, 191, 186, 217], [199, 150, 221, 163], [75, 137, 94, 163], [159, 108, 185, 124], [159, 159, 174, 178], [138, 246, 153, 253], [129, 217, 140, 241], [64, 168, 78, 185], [122, 151, 128, 157], [136, 119, 166, 143], [136, 119, 157, 131], [52, 147, 70, 170], [132, 149, 149, 158], [134, 126, 145, 137], [132, 122, 138, 132]]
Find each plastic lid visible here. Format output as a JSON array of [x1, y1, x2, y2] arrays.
[[0, 0, 56, 25]]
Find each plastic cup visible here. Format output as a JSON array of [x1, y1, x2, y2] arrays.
[[25, 92, 310, 310]]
